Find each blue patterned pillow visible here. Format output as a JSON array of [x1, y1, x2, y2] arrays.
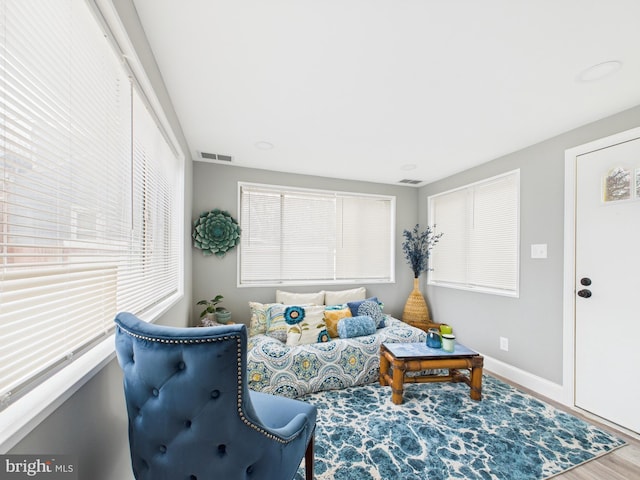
[[337, 315, 376, 338], [347, 297, 384, 328]]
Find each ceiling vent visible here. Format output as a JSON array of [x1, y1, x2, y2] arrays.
[[398, 179, 423, 185], [200, 152, 233, 162]]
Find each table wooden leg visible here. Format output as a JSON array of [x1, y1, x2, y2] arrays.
[[469, 362, 483, 401], [379, 347, 389, 386], [391, 360, 405, 405]]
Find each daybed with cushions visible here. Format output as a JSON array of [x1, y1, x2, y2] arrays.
[[247, 288, 427, 398]]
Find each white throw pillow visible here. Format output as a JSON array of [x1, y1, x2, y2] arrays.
[[285, 305, 330, 346], [276, 290, 325, 305], [324, 287, 366, 306]]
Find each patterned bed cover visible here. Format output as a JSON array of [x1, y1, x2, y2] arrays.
[[247, 316, 427, 398]]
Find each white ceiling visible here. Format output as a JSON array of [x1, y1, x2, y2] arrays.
[[131, 0, 640, 186]]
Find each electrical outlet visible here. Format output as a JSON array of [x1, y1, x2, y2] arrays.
[[500, 337, 509, 351]]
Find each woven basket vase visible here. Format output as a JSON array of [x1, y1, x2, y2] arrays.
[[402, 277, 431, 330]]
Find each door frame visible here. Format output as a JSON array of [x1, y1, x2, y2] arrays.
[[562, 125, 640, 407]]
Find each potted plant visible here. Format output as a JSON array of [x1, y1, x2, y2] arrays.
[[197, 294, 231, 325]]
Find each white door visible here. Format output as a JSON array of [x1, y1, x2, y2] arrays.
[[574, 136, 640, 434]]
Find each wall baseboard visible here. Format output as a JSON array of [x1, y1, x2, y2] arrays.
[[482, 354, 565, 405]]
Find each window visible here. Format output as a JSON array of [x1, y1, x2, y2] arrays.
[[0, 0, 183, 409], [239, 183, 395, 285], [427, 170, 519, 296]]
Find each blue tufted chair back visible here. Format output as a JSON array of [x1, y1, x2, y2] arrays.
[[114, 312, 316, 480]]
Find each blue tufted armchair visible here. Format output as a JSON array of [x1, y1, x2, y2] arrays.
[[114, 312, 317, 480]]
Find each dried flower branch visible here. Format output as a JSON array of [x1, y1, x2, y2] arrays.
[[402, 224, 443, 278]]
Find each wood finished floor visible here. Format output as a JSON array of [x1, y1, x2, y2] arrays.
[[553, 443, 640, 480], [551, 426, 640, 479], [490, 372, 640, 480]]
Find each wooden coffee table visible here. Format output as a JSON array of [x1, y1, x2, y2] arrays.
[[380, 342, 484, 404]]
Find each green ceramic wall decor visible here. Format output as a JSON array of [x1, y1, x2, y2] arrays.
[[192, 209, 241, 257]]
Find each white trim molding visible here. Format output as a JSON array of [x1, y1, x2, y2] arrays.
[[482, 354, 564, 403]]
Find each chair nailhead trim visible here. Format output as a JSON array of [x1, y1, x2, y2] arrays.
[[119, 325, 303, 445], [118, 325, 235, 344]]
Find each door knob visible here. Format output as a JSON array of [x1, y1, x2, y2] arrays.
[[580, 277, 592, 286], [577, 289, 592, 298]]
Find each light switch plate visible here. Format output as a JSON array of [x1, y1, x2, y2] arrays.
[[531, 244, 547, 259]]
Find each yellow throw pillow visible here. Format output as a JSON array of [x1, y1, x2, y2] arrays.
[[323, 307, 352, 338]]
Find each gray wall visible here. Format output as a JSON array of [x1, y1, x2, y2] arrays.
[[191, 162, 420, 324], [419, 104, 640, 385], [7, 2, 192, 479]]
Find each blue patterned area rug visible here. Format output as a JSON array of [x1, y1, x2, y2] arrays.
[[294, 375, 625, 479]]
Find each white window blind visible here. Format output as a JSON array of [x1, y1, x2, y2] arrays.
[[428, 170, 520, 296], [0, 0, 182, 408], [239, 183, 394, 285]]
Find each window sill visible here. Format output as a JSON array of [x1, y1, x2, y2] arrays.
[[428, 280, 519, 298], [0, 337, 115, 453]]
